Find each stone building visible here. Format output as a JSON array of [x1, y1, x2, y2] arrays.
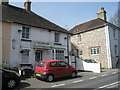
[[70, 8, 120, 68]]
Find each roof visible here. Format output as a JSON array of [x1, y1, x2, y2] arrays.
[[1, 4, 70, 34], [70, 18, 108, 34]]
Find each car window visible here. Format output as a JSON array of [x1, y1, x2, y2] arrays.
[[58, 62, 69, 67], [50, 62, 58, 67], [37, 62, 46, 67]]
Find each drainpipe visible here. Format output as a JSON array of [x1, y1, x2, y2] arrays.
[[67, 34, 70, 64]]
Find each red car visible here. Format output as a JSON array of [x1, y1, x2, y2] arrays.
[[35, 60, 77, 82]]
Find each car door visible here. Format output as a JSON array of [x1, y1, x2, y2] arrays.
[[48, 62, 61, 78], [58, 61, 71, 77]]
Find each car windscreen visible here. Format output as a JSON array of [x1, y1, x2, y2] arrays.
[[37, 62, 46, 67]]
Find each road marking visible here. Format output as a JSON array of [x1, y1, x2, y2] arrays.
[[51, 83, 65, 87], [73, 80, 83, 83], [98, 81, 120, 89], [112, 72, 117, 74], [107, 84, 119, 88], [89, 77, 97, 79], [101, 74, 108, 77]]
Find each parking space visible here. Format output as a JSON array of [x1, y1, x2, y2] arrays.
[[16, 69, 119, 89]]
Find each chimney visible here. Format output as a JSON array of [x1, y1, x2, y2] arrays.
[[0, 0, 9, 5], [97, 7, 107, 21], [24, 0, 31, 11]]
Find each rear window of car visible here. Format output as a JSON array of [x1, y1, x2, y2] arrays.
[[37, 62, 46, 67]]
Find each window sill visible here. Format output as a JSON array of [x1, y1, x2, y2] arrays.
[[54, 42, 62, 45], [21, 39, 32, 42], [78, 42, 82, 44]]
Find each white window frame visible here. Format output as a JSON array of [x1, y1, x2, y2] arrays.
[[52, 50, 65, 60], [90, 47, 100, 55], [54, 33, 60, 43], [79, 49, 82, 56], [78, 34, 81, 43], [22, 27, 30, 39]]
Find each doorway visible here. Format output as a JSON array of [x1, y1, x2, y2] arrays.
[[35, 50, 42, 62]]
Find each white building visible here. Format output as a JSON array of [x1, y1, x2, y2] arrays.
[[1, 0, 71, 69]]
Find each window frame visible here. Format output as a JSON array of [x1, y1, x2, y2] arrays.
[[54, 33, 60, 43], [22, 27, 30, 39], [90, 47, 100, 55], [77, 34, 81, 43]]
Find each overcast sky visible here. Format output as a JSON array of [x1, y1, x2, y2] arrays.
[[10, 0, 119, 30]]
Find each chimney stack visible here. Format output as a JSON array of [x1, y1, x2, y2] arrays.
[[24, 0, 31, 11], [97, 7, 107, 21], [0, 0, 9, 5]]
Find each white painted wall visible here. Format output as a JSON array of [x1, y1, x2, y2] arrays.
[[10, 23, 70, 68], [74, 57, 101, 73], [108, 26, 119, 68]]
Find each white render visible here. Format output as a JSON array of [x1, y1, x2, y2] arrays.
[[9, 23, 71, 69]]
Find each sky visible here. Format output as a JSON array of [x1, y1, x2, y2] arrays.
[[9, 0, 119, 30]]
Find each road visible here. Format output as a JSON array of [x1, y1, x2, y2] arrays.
[[16, 69, 120, 89]]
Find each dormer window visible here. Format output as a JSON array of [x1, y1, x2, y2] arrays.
[[22, 27, 30, 39]]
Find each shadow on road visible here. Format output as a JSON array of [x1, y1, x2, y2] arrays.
[[16, 82, 31, 89]]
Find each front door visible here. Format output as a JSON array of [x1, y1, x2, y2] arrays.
[[35, 51, 42, 62]]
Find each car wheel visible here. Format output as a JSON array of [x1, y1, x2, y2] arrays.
[[71, 71, 77, 78], [7, 79, 16, 89], [46, 75, 54, 82]]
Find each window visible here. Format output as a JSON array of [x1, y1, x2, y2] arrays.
[[55, 33, 59, 43], [56, 50, 64, 60], [115, 45, 118, 56], [90, 48, 100, 55], [50, 62, 58, 67], [113, 29, 117, 40], [21, 50, 29, 64], [78, 34, 81, 43], [58, 62, 69, 67], [22, 27, 30, 39], [37, 62, 46, 67], [79, 49, 82, 55], [52, 50, 64, 60]]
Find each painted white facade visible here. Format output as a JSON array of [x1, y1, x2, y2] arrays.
[[106, 25, 119, 68], [9, 23, 71, 69]]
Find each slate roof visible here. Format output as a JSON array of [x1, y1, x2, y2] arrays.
[[1, 4, 70, 34], [70, 18, 120, 34]]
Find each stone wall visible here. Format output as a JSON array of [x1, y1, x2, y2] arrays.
[[71, 27, 109, 68]]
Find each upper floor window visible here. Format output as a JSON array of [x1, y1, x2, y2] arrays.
[[113, 29, 117, 40], [22, 27, 30, 39], [77, 34, 81, 43], [115, 45, 118, 56], [79, 49, 82, 55], [90, 47, 100, 55], [55, 33, 60, 43]]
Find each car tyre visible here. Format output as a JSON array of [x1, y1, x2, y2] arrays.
[[46, 74, 54, 82], [7, 79, 17, 89], [71, 71, 77, 78]]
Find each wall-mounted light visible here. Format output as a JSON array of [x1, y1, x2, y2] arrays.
[[64, 37, 67, 39], [18, 29, 22, 33]]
